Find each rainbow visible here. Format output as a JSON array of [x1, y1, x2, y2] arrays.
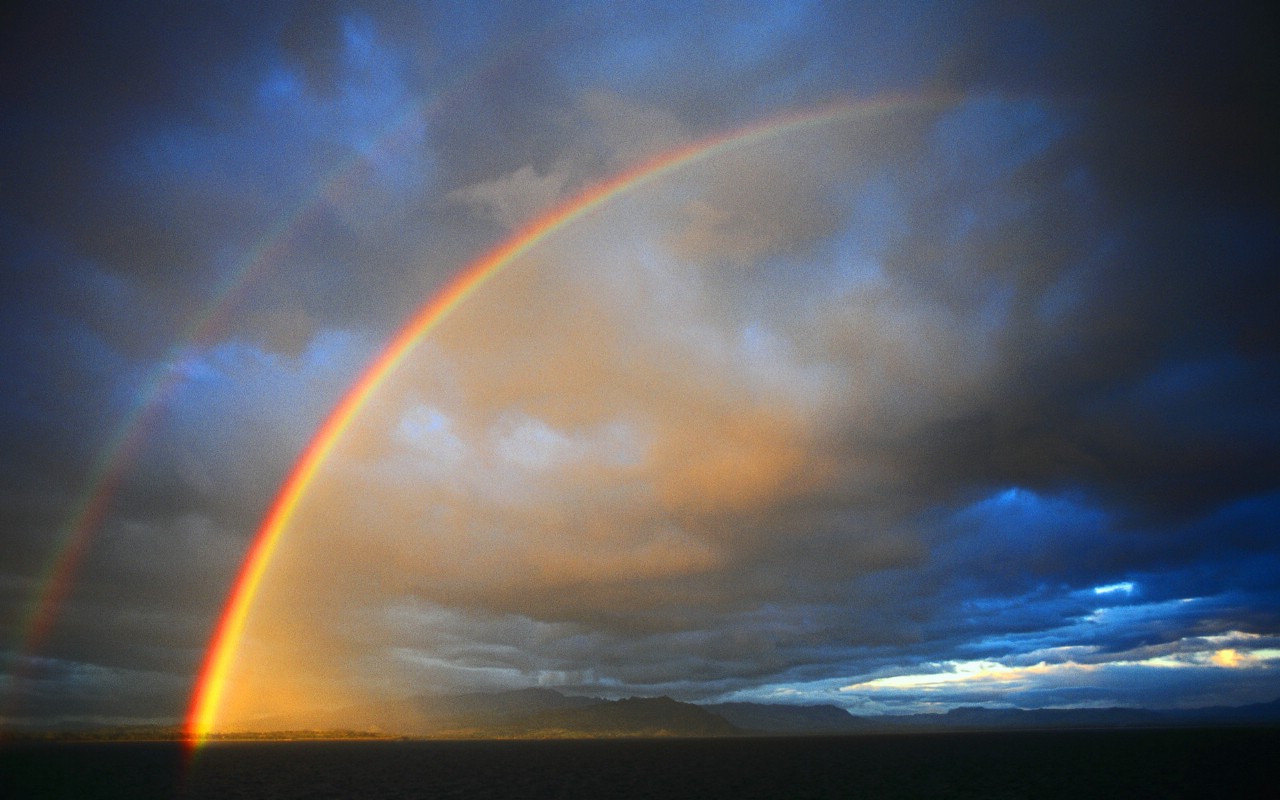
[[186, 94, 955, 740]]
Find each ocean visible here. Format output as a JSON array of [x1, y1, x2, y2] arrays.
[[3, 729, 1276, 799]]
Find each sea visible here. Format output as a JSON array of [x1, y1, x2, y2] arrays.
[[3, 729, 1276, 799]]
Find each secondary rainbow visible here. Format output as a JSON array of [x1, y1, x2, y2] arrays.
[[186, 94, 953, 740], [7, 96, 434, 677], [10, 25, 571, 682]]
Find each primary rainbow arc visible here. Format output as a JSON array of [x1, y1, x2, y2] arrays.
[[187, 95, 950, 740]]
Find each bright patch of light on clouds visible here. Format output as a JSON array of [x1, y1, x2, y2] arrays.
[[841, 639, 1280, 697], [1110, 646, 1280, 670], [1084, 595, 1200, 624], [397, 405, 467, 471], [840, 659, 1095, 692], [492, 413, 582, 470], [1093, 581, 1135, 596]]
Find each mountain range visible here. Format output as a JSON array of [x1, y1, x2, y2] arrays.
[[229, 689, 1280, 739]]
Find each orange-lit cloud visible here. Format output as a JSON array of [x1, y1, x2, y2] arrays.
[[208, 119, 887, 728]]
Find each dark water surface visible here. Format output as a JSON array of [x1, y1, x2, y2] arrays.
[[4, 729, 1276, 799]]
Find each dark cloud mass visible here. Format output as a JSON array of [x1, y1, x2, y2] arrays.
[[1, 1, 1276, 730]]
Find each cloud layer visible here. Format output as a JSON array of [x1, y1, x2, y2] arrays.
[[1, 2, 1276, 728]]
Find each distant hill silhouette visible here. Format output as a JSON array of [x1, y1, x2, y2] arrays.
[[704, 702, 873, 734], [309, 689, 740, 738], [511, 696, 741, 738], [193, 690, 1280, 740], [390, 691, 1280, 737], [854, 699, 1280, 732]]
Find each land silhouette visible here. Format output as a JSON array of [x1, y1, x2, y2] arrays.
[[16, 690, 1280, 741]]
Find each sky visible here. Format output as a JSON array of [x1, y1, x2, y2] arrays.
[[1, 1, 1277, 731]]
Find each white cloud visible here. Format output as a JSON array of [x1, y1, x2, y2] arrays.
[[1093, 581, 1135, 596], [449, 164, 572, 231]]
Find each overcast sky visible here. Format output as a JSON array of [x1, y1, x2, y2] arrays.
[[2, 1, 1277, 730]]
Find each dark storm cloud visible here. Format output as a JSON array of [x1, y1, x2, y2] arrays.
[[5, 2, 437, 358], [3, 2, 280, 281], [831, 80, 1278, 520]]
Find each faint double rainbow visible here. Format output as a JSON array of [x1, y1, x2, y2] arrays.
[[186, 93, 955, 741], [8, 97, 439, 671], [10, 17, 569, 690]]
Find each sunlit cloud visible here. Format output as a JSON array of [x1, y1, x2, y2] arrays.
[[842, 660, 1098, 692], [1093, 582, 1135, 596], [838, 633, 1280, 711]]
